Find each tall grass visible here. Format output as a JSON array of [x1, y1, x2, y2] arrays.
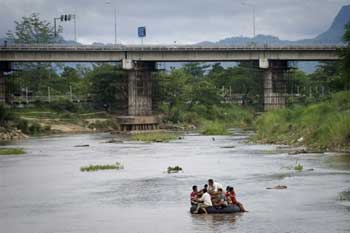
[[254, 91, 350, 151]]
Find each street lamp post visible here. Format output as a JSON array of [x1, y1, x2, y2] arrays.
[[241, 1, 256, 42], [106, 1, 117, 45]]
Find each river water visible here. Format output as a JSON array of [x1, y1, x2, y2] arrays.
[[0, 132, 349, 233]]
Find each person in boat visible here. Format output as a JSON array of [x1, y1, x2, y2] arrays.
[[228, 187, 248, 212], [193, 188, 212, 214], [208, 179, 223, 195], [213, 188, 228, 208], [190, 185, 199, 205]]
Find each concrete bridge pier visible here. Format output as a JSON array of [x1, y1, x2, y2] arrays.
[[117, 61, 159, 131], [262, 60, 289, 111], [0, 62, 11, 104]]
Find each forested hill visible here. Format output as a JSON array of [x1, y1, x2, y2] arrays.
[[0, 5, 349, 46], [198, 5, 350, 46]]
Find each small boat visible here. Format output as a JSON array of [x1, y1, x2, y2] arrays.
[[190, 204, 241, 214]]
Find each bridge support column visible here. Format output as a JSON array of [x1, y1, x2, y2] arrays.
[[128, 62, 154, 116], [0, 62, 11, 104], [117, 61, 159, 131], [263, 60, 288, 111], [0, 71, 5, 104]]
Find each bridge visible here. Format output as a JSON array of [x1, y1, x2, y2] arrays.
[[0, 44, 343, 130]]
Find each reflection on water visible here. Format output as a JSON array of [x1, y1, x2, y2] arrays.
[[325, 153, 350, 170], [0, 133, 349, 233]]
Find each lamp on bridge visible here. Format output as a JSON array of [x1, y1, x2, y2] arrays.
[[241, 1, 256, 44], [105, 1, 117, 45]]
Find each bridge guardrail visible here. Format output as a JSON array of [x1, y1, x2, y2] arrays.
[[0, 43, 345, 52]]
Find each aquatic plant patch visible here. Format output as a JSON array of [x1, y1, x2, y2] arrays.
[[0, 148, 25, 155], [167, 166, 183, 173], [131, 133, 178, 142], [80, 162, 124, 172]]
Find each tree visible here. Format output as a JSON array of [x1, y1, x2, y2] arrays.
[[340, 24, 350, 89], [6, 13, 63, 44], [86, 64, 128, 110]]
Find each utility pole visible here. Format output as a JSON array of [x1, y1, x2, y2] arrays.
[[106, 1, 117, 45], [69, 85, 73, 102], [48, 87, 51, 103]]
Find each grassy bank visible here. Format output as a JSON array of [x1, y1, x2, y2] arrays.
[[254, 91, 350, 151], [162, 103, 255, 135]]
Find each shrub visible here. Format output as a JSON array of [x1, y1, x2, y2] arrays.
[[200, 121, 229, 135]]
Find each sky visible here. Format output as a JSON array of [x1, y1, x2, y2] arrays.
[[0, 0, 349, 44]]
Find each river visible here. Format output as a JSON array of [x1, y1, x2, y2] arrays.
[[0, 131, 349, 233]]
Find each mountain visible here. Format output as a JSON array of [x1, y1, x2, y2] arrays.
[[199, 5, 350, 46]]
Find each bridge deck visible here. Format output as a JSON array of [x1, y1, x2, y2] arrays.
[[0, 44, 343, 62]]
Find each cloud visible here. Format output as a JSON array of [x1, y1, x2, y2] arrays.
[[0, 0, 348, 44]]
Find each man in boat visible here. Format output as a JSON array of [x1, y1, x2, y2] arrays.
[[208, 179, 223, 194], [228, 187, 248, 212], [190, 185, 199, 205], [193, 188, 212, 214], [213, 188, 228, 208]]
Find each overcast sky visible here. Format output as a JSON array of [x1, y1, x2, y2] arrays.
[[0, 0, 349, 44]]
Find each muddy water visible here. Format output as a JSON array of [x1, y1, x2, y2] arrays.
[[0, 132, 349, 233]]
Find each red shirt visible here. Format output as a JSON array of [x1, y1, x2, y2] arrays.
[[229, 191, 237, 204], [191, 191, 198, 199]]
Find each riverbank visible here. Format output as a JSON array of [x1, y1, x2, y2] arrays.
[[253, 91, 350, 152]]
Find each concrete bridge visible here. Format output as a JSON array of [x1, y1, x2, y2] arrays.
[[0, 44, 343, 130]]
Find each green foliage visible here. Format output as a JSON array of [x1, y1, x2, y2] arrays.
[[0, 105, 16, 127], [86, 64, 127, 109], [167, 166, 183, 173], [0, 148, 25, 155], [6, 12, 63, 44], [49, 99, 80, 113], [254, 91, 350, 151], [294, 162, 304, 171], [80, 162, 124, 172], [131, 132, 177, 142], [200, 121, 229, 135]]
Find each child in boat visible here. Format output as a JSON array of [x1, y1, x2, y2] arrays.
[[193, 188, 212, 214], [213, 188, 228, 208], [190, 185, 199, 205], [228, 187, 248, 212]]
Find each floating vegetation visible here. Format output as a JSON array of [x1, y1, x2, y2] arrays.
[[294, 162, 304, 171], [131, 133, 178, 142], [339, 189, 350, 201], [167, 166, 183, 174], [80, 162, 124, 172], [0, 148, 25, 155]]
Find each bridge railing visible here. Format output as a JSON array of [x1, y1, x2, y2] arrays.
[[0, 43, 344, 51]]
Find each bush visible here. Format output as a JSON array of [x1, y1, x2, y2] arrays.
[[49, 99, 80, 113], [0, 105, 16, 127], [200, 121, 229, 135]]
